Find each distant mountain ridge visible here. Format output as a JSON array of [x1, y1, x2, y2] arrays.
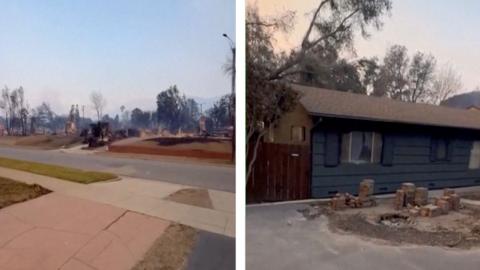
[[441, 91, 480, 109]]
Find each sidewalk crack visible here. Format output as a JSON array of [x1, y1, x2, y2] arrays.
[[103, 210, 128, 231]]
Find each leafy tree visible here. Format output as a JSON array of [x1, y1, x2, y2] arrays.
[[373, 44, 409, 99], [113, 114, 120, 129], [358, 57, 380, 93], [50, 116, 69, 133], [264, 0, 392, 81], [131, 108, 151, 128], [156, 85, 185, 132], [180, 98, 200, 131], [405, 52, 436, 103], [372, 45, 444, 104], [207, 94, 232, 128]]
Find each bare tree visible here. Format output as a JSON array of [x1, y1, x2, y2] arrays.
[[430, 64, 463, 105], [90, 91, 106, 121]]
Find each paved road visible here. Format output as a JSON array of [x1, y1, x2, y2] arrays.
[[186, 231, 235, 270], [0, 146, 235, 192], [247, 203, 480, 270]]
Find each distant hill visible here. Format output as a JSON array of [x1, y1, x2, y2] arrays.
[[441, 91, 480, 109]]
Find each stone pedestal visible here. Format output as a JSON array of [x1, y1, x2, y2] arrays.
[[436, 199, 450, 214], [414, 187, 428, 206], [420, 204, 442, 217], [449, 194, 461, 211], [394, 189, 405, 210], [331, 195, 346, 210], [402, 182, 416, 206]]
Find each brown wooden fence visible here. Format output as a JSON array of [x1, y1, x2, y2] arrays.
[[247, 142, 311, 203]]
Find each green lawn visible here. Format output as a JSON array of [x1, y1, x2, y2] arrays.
[[0, 157, 117, 184]]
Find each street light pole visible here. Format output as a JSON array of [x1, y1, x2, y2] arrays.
[[223, 33, 235, 163]]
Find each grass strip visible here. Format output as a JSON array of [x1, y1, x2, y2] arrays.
[[0, 157, 117, 184]]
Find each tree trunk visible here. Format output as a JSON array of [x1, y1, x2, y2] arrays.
[[246, 130, 266, 184]]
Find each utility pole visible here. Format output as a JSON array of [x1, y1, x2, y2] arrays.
[[223, 33, 235, 163]]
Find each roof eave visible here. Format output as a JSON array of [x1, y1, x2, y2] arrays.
[[307, 111, 480, 132]]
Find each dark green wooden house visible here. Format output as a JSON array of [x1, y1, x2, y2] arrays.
[[299, 84, 480, 198]]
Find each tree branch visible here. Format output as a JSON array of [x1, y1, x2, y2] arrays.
[[301, 0, 330, 49], [267, 8, 360, 81]]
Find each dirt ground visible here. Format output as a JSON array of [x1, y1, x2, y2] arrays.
[[109, 136, 232, 160], [301, 196, 480, 249], [460, 192, 480, 201], [0, 177, 50, 209], [132, 223, 197, 270], [0, 135, 82, 150], [165, 188, 213, 209]]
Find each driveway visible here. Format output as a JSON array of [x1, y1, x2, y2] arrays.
[[0, 146, 234, 192], [247, 203, 480, 270]]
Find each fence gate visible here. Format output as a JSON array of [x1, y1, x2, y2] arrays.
[[247, 143, 310, 202]]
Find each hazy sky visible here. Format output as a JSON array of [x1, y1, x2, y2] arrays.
[[0, 0, 235, 118], [250, 0, 480, 94]]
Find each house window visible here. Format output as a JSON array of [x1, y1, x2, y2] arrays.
[[341, 131, 382, 164], [431, 138, 449, 161], [436, 139, 448, 160], [291, 126, 305, 142], [469, 141, 480, 169]]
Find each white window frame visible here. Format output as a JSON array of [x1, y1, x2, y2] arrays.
[[341, 131, 382, 164], [469, 141, 480, 169]]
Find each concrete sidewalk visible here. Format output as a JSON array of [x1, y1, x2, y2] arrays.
[[0, 167, 235, 237], [0, 192, 169, 270]]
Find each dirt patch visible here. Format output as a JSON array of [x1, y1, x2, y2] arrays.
[[0, 135, 82, 150], [165, 189, 213, 209], [461, 193, 480, 201], [300, 199, 480, 249], [132, 223, 197, 270], [109, 136, 232, 161], [330, 213, 469, 247], [0, 177, 50, 209], [145, 137, 227, 147], [109, 144, 232, 160]]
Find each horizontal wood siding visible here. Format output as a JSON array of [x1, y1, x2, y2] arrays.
[[311, 129, 480, 198]]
